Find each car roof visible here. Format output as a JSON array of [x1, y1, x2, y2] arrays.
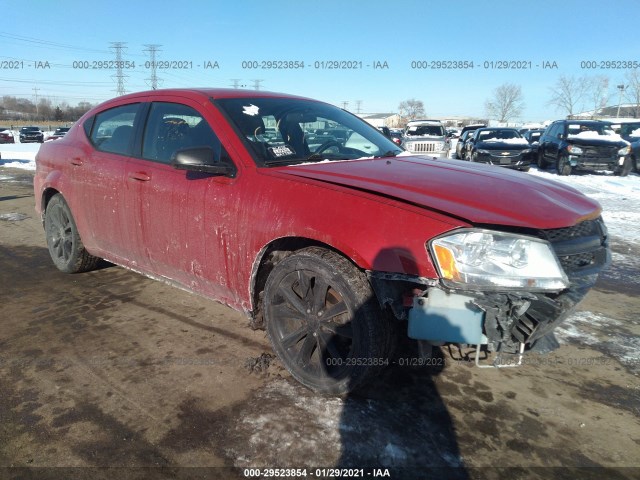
[[406, 119, 443, 125], [475, 127, 519, 132], [113, 88, 310, 103], [558, 119, 610, 125]]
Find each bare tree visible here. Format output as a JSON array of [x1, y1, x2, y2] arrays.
[[585, 76, 610, 118], [548, 75, 588, 118], [398, 99, 425, 124], [624, 70, 640, 118], [484, 83, 524, 123]]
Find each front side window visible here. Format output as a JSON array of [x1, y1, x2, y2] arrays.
[[215, 97, 402, 166], [89, 103, 140, 155], [142, 102, 230, 165]]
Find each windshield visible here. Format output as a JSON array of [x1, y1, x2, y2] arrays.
[[567, 123, 615, 136], [405, 125, 445, 137], [477, 129, 521, 141], [214, 97, 402, 165]]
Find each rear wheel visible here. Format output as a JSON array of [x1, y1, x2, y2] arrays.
[[263, 247, 390, 394], [556, 154, 572, 176], [44, 194, 99, 273]]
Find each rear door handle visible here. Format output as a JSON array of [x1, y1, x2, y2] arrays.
[[128, 172, 151, 181]]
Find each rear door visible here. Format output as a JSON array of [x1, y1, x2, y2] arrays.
[[78, 102, 143, 260]]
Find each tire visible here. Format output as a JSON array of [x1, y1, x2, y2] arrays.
[[556, 154, 572, 176], [263, 247, 390, 395], [44, 194, 99, 273], [537, 150, 547, 169], [614, 156, 632, 177]]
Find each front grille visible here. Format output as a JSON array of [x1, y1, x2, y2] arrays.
[[536, 217, 608, 276], [581, 146, 618, 161], [412, 143, 436, 153], [542, 218, 601, 242], [559, 252, 596, 270]]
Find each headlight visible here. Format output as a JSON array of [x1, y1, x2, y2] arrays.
[[429, 229, 569, 291], [567, 145, 583, 154], [618, 145, 630, 155], [477, 149, 490, 155]]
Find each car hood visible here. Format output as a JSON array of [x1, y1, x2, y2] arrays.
[[476, 141, 531, 151], [567, 136, 628, 147], [275, 156, 601, 229], [404, 135, 445, 141]]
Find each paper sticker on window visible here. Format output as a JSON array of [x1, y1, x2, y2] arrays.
[[269, 145, 296, 158], [242, 104, 260, 116]]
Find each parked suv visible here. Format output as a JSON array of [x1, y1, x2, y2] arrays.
[[35, 89, 610, 394], [537, 120, 632, 176], [401, 119, 449, 157], [19, 126, 44, 143]]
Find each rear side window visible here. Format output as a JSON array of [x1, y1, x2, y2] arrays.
[[142, 102, 231, 165], [90, 103, 140, 155]]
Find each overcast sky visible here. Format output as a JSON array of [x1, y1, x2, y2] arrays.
[[2, 0, 639, 121]]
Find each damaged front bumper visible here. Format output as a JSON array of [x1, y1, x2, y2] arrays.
[[373, 216, 611, 364]]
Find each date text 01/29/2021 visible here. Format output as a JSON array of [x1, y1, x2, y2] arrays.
[[243, 468, 391, 478]]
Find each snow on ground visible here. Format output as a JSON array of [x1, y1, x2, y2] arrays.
[[528, 168, 640, 244], [0, 140, 40, 170]]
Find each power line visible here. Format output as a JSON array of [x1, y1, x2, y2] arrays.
[[0, 31, 109, 54]]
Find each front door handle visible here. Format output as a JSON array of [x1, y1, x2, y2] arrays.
[[128, 172, 151, 181]]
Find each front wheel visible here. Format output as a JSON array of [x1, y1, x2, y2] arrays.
[[556, 154, 572, 176], [614, 156, 632, 177], [44, 194, 99, 273], [537, 150, 548, 169], [263, 247, 390, 395]]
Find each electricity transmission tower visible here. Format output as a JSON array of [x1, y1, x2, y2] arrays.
[[144, 44, 162, 90], [110, 42, 128, 96]]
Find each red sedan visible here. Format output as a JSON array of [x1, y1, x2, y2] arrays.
[[34, 88, 610, 393]]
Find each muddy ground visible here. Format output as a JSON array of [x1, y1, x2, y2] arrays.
[[0, 168, 638, 480]]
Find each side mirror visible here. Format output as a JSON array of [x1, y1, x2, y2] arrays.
[[172, 147, 236, 177]]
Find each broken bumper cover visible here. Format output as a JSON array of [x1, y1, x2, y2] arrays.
[[407, 216, 611, 353]]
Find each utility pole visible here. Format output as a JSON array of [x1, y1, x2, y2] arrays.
[[110, 42, 128, 96], [33, 87, 40, 116], [143, 44, 162, 90], [251, 79, 264, 91], [616, 84, 626, 118], [341, 101, 349, 110], [230, 79, 242, 89]]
